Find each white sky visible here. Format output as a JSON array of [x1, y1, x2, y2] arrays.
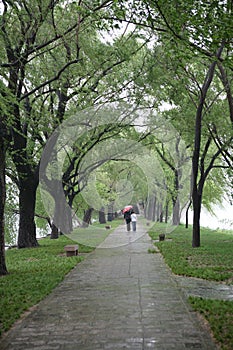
[[181, 200, 233, 231]]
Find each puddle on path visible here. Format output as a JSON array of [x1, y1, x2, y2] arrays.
[[174, 275, 233, 301]]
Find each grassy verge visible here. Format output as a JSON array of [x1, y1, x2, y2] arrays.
[[189, 297, 233, 350], [0, 235, 93, 336], [69, 218, 123, 247], [148, 223, 233, 281], [148, 223, 233, 350]]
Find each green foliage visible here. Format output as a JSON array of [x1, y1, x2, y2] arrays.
[[202, 169, 226, 213], [95, 159, 147, 210], [35, 188, 51, 233], [0, 236, 92, 335], [189, 297, 233, 350], [149, 223, 233, 281]]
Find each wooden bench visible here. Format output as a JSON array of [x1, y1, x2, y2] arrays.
[[64, 245, 79, 257]]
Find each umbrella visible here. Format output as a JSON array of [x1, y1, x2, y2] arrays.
[[122, 205, 133, 214]]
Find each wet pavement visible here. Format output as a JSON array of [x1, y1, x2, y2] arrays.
[[174, 275, 233, 301], [0, 221, 219, 350]]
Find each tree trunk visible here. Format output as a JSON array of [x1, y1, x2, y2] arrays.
[[156, 201, 160, 222], [50, 223, 59, 239], [133, 204, 140, 214], [159, 204, 163, 223], [99, 207, 106, 224], [152, 197, 157, 221], [191, 55, 221, 247], [0, 135, 8, 275], [18, 176, 39, 248], [192, 185, 202, 247], [185, 200, 192, 229], [107, 203, 114, 221], [107, 212, 113, 221], [165, 200, 169, 223], [172, 167, 181, 225], [11, 111, 39, 248], [82, 208, 93, 227], [146, 197, 155, 220], [172, 198, 180, 225]]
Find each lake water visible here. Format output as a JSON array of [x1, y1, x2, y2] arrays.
[[181, 200, 233, 231]]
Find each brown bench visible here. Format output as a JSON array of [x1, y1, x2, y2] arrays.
[[64, 245, 79, 257]]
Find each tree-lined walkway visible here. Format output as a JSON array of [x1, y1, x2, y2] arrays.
[[0, 222, 217, 350]]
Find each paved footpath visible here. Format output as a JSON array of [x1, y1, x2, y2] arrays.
[[0, 222, 218, 350]]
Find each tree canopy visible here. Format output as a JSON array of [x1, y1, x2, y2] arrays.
[[0, 0, 232, 274]]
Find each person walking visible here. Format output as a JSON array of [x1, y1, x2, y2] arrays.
[[130, 211, 137, 232], [124, 210, 131, 231]]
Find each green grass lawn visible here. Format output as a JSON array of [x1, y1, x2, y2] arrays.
[[189, 297, 233, 350], [148, 223, 233, 350], [149, 223, 233, 281]]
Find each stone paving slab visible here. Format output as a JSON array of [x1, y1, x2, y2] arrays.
[[0, 222, 218, 350]]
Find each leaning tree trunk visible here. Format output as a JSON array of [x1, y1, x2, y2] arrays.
[[18, 175, 39, 248], [185, 200, 192, 229], [0, 135, 8, 275], [82, 208, 93, 227]]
